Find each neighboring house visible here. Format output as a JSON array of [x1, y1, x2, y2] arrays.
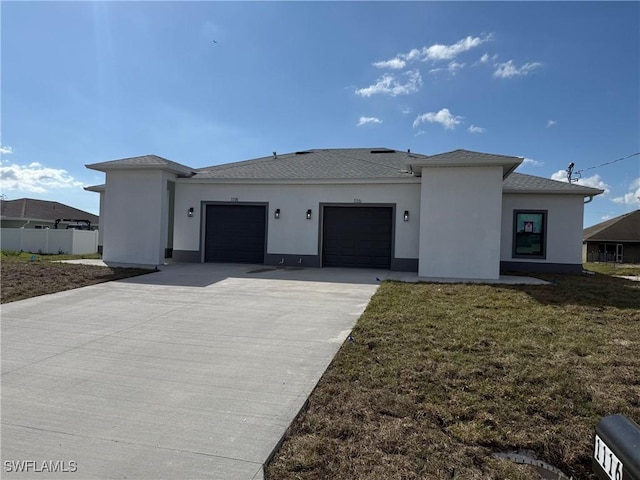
[[0, 198, 99, 230], [85, 148, 603, 279], [583, 210, 640, 264]]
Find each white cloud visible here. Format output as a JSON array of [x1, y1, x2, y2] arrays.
[[546, 120, 557, 128], [413, 108, 462, 130], [402, 107, 411, 115], [601, 215, 612, 221], [372, 58, 406, 69], [551, 170, 610, 193], [520, 158, 543, 167], [357, 116, 382, 126], [355, 70, 422, 97], [480, 53, 493, 63], [424, 35, 492, 61], [467, 125, 485, 134], [371, 35, 491, 71], [493, 60, 542, 78], [414, 130, 426, 137], [404, 49, 422, 61], [430, 61, 465, 75], [0, 146, 13, 155], [612, 177, 640, 206], [0, 162, 84, 193]]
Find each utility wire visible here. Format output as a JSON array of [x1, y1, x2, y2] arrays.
[[575, 152, 639, 174], [568, 152, 639, 182]]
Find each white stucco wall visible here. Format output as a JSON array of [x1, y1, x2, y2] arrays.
[[173, 182, 421, 260], [418, 166, 503, 279], [97, 191, 105, 247], [102, 170, 173, 266], [501, 194, 585, 265]]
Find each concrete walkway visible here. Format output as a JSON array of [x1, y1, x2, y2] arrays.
[[1, 264, 382, 479]]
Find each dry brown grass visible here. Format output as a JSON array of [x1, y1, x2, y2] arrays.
[[266, 273, 640, 480], [0, 257, 152, 303]]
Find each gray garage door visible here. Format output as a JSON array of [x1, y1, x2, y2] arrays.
[[322, 206, 393, 268], [205, 205, 266, 263]]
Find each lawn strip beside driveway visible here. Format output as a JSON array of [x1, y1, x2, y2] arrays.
[[1, 263, 379, 479]]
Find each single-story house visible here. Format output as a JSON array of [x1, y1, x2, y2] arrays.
[[583, 209, 640, 263], [85, 148, 603, 280], [0, 198, 99, 230]]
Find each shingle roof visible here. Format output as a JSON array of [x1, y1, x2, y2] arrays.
[[408, 149, 522, 178], [86, 155, 195, 175], [503, 172, 604, 195], [0, 198, 99, 223], [85, 148, 605, 197], [421, 149, 522, 164], [193, 148, 425, 180], [583, 210, 640, 242]]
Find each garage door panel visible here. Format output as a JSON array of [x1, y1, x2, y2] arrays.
[[205, 205, 266, 263], [322, 206, 392, 269]]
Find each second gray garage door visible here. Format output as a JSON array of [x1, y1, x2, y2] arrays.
[[205, 204, 266, 263], [322, 206, 393, 268]]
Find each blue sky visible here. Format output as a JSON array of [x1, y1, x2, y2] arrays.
[[1, 1, 638, 227]]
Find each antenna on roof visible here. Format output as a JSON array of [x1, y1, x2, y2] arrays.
[[273, 151, 277, 159], [566, 162, 580, 183]]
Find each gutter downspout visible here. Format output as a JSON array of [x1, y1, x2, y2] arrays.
[[584, 195, 594, 204], [20, 220, 31, 228]]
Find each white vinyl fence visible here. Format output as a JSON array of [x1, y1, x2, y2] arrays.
[[0, 228, 99, 255]]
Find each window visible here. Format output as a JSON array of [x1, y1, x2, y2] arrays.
[[513, 210, 547, 258]]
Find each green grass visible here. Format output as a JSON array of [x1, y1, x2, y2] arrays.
[[583, 262, 640, 276], [266, 273, 640, 480]]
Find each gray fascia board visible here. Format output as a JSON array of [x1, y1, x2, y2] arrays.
[[502, 187, 605, 195]]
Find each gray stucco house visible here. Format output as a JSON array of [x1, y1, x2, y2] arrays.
[[86, 147, 602, 280]]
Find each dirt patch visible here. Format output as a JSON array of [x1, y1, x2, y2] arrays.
[[1, 259, 153, 303]]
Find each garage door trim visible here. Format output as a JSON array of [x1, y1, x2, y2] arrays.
[[319, 203, 396, 269], [200, 201, 269, 263]]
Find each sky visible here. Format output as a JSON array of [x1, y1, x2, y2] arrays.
[[1, 1, 639, 227]]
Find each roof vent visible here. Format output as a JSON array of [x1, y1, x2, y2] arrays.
[[370, 148, 396, 154], [295, 150, 313, 155], [273, 151, 277, 159]]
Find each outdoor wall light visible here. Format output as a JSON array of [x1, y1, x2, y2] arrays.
[[306, 209, 312, 220], [274, 208, 280, 219], [403, 210, 409, 222], [187, 207, 194, 218]]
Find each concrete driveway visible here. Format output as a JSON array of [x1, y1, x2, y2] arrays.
[[1, 263, 394, 479]]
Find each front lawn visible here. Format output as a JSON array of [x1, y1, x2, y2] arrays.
[[583, 261, 640, 276], [266, 273, 640, 479]]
